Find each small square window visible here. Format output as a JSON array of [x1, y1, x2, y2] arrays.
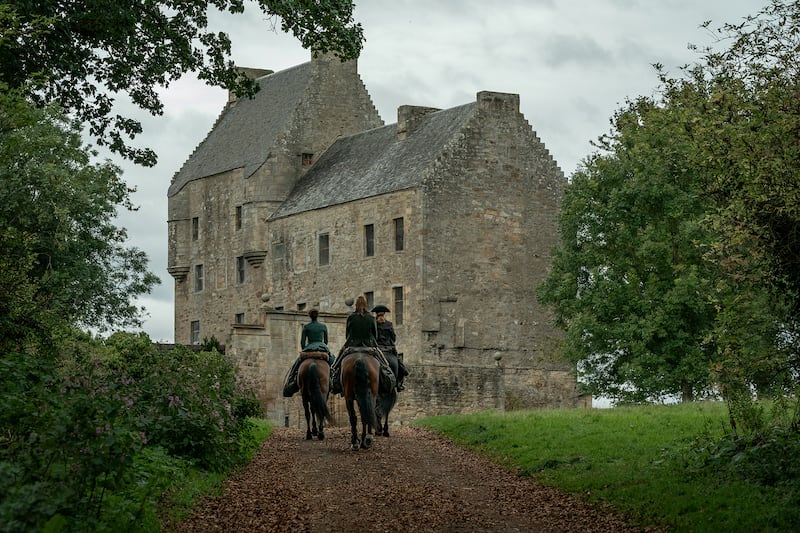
[[235, 313, 244, 324], [301, 153, 314, 166], [297, 302, 306, 311]]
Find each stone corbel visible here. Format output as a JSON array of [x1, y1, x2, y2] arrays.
[[167, 265, 190, 281], [243, 250, 267, 268]]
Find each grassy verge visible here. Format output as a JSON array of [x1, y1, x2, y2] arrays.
[[415, 403, 798, 532], [156, 418, 272, 532]]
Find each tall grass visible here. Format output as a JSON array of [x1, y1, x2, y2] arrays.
[[416, 402, 799, 532]]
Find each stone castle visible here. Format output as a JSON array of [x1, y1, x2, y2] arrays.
[[167, 52, 588, 427]]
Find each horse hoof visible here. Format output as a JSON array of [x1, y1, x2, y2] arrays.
[[306, 432, 313, 440], [318, 432, 325, 441], [351, 443, 359, 451]]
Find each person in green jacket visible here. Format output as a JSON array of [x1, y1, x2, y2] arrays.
[[282, 308, 332, 397]]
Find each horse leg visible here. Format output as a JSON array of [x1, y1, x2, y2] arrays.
[[317, 413, 325, 440], [346, 399, 359, 450], [303, 398, 313, 440]]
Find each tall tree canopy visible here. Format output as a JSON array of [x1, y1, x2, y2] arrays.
[[0, 87, 160, 352], [0, 0, 364, 165], [538, 0, 800, 403]]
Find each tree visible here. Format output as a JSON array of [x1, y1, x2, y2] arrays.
[[0, 0, 364, 166], [538, 0, 800, 404], [537, 96, 719, 403], [0, 87, 160, 351]]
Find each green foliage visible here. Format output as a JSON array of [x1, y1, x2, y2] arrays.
[[0, 331, 265, 531], [0, 89, 160, 350], [0, 0, 364, 165], [538, 1, 800, 407], [537, 96, 719, 402], [417, 403, 799, 532]]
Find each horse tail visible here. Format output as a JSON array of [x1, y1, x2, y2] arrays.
[[307, 362, 332, 422], [354, 358, 376, 428], [376, 389, 397, 418]]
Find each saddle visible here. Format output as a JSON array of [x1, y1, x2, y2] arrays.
[[340, 346, 396, 394], [300, 350, 330, 361]]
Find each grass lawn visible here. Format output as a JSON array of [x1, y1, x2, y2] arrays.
[[415, 402, 799, 532]]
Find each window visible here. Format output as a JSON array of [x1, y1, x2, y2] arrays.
[[394, 217, 405, 251], [364, 224, 375, 257], [318, 233, 330, 266], [235, 206, 242, 230], [301, 153, 314, 166], [236, 256, 246, 284], [297, 302, 306, 311], [194, 264, 204, 292], [364, 291, 374, 310], [235, 313, 245, 324], [393, 286, 404, 325], [190, 321, 200, 345], [192, 217, 199, 241]]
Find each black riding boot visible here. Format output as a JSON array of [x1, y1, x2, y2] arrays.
[[330, 363, 342, 396], [396, 360, 409, 392], [282, 358, 301, 397]]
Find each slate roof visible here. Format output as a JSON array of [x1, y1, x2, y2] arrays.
[[168, 62, 312, 197], [270, 102, 476, 219]]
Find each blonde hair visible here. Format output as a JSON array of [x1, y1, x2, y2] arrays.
[[354, 295, 368, 313]]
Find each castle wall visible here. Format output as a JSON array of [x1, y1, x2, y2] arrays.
[[265, 188, 425, 362]]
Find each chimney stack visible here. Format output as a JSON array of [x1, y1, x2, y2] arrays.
[[228, 67, 273, 104], [397, 105, 440, 140]]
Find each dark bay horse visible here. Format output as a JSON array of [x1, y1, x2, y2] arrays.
[[339, 347, 379, 450], [297, 353, 332, 440], [375, 347, 399, 437]]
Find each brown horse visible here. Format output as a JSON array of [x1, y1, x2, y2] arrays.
[[339, 347, 379, 450], [297, 353, 332, 440]]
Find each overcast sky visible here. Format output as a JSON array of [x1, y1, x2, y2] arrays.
[[106, 0, 764, 343]]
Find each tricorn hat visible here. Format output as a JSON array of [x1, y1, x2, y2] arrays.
[[371, 304, 391, 313]]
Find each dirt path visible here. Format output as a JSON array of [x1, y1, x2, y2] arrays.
[[175, 425, 651, 532]]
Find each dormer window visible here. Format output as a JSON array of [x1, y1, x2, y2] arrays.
[[301, 153, 313, 166]]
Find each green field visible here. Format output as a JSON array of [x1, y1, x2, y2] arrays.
[[416, 402, 800, 532]]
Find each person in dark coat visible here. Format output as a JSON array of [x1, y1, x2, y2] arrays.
[[330, 295, 393, 395], [374, 307, 409, 391], [282, 308, 331, 397]]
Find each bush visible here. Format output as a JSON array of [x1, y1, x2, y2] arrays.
[[0, 331, 264, 531]]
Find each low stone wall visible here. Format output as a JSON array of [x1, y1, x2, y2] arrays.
[[278, 362, 589, 430]]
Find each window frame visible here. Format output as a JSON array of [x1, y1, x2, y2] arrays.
[[364, 223, 375, 257], [194, 264, 204, 292], [190, 320, 200, 345], [393, 217, 405, 251], [236, 255, 246, 284], [393, 286, 404, 325], [318, 232, 330, 266]]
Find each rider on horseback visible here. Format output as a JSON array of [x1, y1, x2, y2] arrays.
[[373, 305, 409, 392], [330, 295, 394, 396], [283, 308, 333, 397]]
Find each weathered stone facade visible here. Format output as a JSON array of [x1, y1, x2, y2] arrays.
[[168, 52, 589, 427]]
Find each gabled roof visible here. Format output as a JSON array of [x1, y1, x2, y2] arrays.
[[168, 62, 312, 197], [269, 102, 476, 219]]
